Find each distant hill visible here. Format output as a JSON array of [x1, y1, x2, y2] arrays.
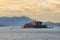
[[55, 23, 60, 26], [0, 16, 33, 26], [0, 16, 60, 27], [43, 22, 60, 27]]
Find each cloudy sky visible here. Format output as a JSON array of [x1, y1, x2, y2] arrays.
[[0, 0, 60, 22]]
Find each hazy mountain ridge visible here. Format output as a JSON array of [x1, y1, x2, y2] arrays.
[[43, 22, 60, 27], [0, 16, 60, 27], [0, 16, 33, 26]]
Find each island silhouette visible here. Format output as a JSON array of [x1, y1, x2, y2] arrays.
[[22, 21, 48, 28]]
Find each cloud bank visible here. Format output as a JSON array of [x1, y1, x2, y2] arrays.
[[0, 0, 60, 22]]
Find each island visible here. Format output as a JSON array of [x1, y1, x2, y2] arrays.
[[22, 21, 48, 28]]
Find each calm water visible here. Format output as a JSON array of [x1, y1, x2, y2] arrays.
[[0, 27, 60, 40]]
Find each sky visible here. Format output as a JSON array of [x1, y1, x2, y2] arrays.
[[0, 0, 60, 22]]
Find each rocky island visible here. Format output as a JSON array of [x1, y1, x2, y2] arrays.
[[22, 21, 48, 28]]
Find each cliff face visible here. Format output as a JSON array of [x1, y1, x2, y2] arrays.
[[22, 21, 48, 28]]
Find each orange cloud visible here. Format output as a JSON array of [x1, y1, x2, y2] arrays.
[[0, 0, 60, 22]]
